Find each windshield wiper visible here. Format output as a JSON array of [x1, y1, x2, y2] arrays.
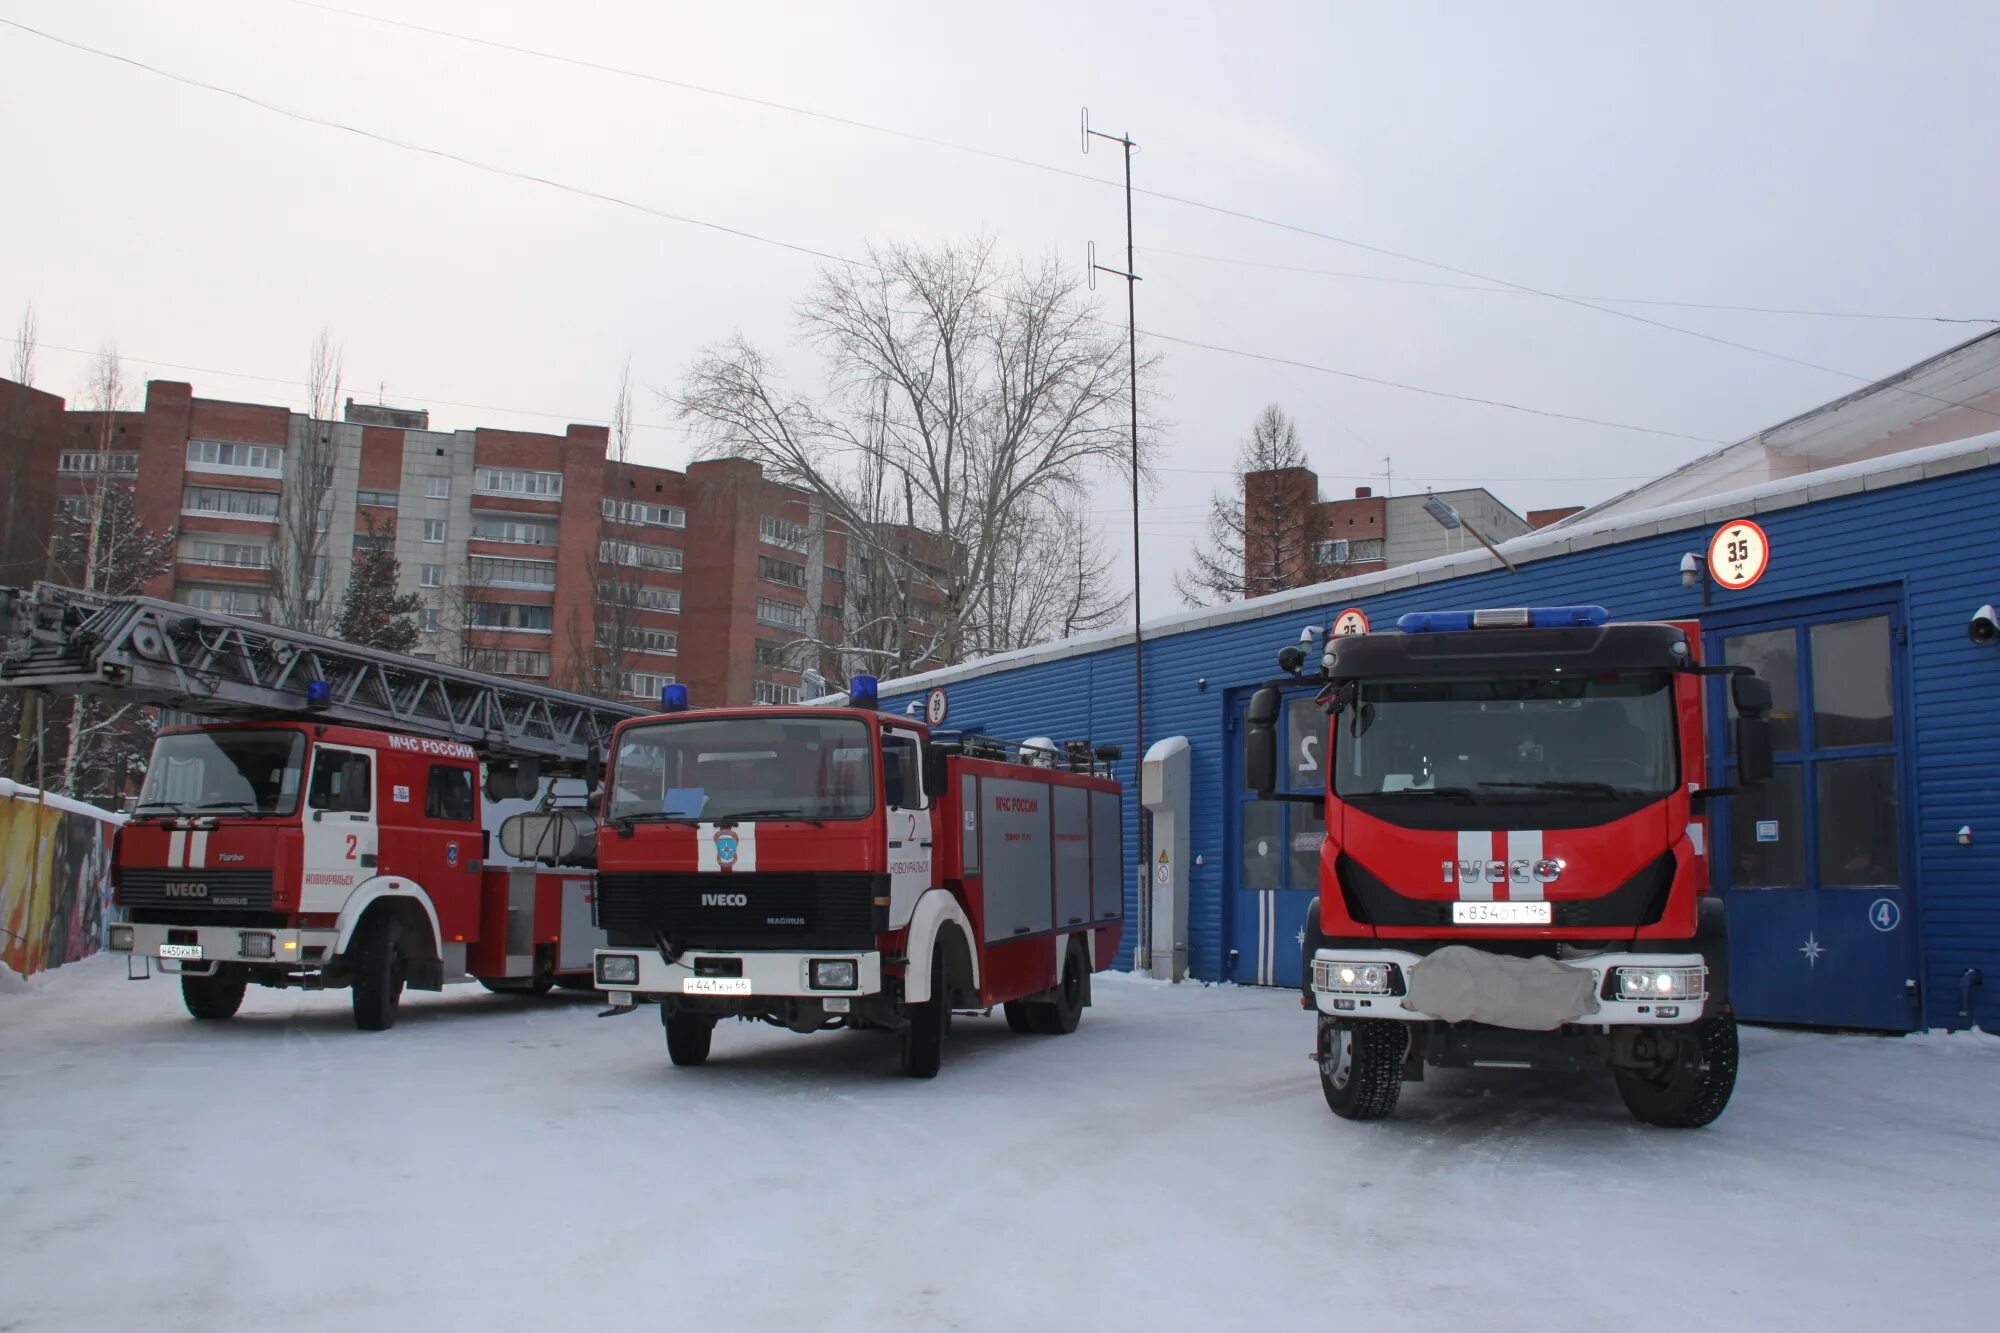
[[615, 812, 704, 826], [718, 809, 826, 826], [192, 801, 259, 813], [1477, 780, 1640, 800], [1348, 786, 1482, 805]]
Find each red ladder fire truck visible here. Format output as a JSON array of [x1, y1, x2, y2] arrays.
[[572, 676, 1125, 1077], [1244, 604, 1774, 1127], [0, 583, 646, 1029]]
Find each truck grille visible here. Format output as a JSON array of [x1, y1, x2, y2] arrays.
[[116, 867, 278, 925], [595, 872, 887, 950], [1335, 854, 1674, 930]]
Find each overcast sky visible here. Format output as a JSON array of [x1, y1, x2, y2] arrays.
[[4, 0, 1996, 615]]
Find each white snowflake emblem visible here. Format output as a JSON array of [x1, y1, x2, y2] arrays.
[[1799, 933, 1825, 966]]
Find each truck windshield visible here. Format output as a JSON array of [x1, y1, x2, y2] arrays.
[[608, 716, 875, 823], [1334, 672, 1677, 802], [136, 730, 307, 816]]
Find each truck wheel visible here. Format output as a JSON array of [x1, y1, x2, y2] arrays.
[[900, 948, 948, 1078], [663, 1011, 714, 1067], [181, 971, 247, 1021], [1042, 940, 1087, 1035], [1003, 1003, 1037, 1033], [350, 913, 406, 1032], [1318, 1016, 1407, 1121], [1616, 1016, 1739, 1128]]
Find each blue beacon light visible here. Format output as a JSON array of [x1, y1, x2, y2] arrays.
[[849, 674, 879, 709], [305, 679, 333, 708], [1397, 605, 1609, 633], [660, 683, 690, 712]]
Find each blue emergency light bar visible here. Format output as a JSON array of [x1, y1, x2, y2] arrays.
[[1396, 604, 1609, 634], [849, 674, 879, 708], [305, 680, 332, 708], [660, 683, 690, 712]]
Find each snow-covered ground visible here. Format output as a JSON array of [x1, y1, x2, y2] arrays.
[[3, 960, 1996, 1332]]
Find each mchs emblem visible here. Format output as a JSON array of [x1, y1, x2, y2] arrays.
[[714, 828, 740, 870]]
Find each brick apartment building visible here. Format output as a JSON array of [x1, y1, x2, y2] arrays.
[[1242, 464, 1568, 592], [3, 376, 948, 706]]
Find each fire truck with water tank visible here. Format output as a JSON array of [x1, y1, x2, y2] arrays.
[[579, 677, 1125, 1077], [0, 583, 646, 1028], [1244, 604, 1773, 1127]]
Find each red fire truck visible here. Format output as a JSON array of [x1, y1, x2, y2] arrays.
[[583, 677, 1125, 1077], [0, 584, 644, 1029], [1245, 604, 1773, 1127]]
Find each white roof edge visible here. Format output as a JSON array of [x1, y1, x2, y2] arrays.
[[874, 427, 2000, 697]]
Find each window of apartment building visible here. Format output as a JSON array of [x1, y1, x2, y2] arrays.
[[470, 513, 556, 545], [419, 564, 443, 588], [352, 529, 393, 553], [469, 556, 556, 589], [465, 648, 551, 679], [60, 451, 140, 475], [467, 602, 553, 632], [754, 640, 791, 668], [474, 466, 562, 498], [187, 440, 283, 474], [598, 540, 683, 572], [181, 585, 266, 617], [185, 487, 280, 520], [56, 496, 88, 520], [599, 626, 678, 655], [1351, 538, 1384, 562], [597, 582, 681, 613], [418, 608, 441, 633], [758, 555, 807, 588], [425, 476, 451, 500], [182, 539, 270, 569], [1313, 539, 1350, 566], [753, 679, 804, 706], [757, 598, 805, 630], [619, 671, 676, 700], [423, 519, 447, 543], [601, 499, 685, 528], [356, 489, 400, 508], [759, 514, 808, 552], [820, 601, 845, 621], [824, 565, 845, 584]]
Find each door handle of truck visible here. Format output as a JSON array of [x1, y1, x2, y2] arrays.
[[889, 840, 904, 849], [1067, 915, 1084, 925], [1012, 926, 1030, 935], [918, 841, 932, 849], [359, 854, 376, 868]]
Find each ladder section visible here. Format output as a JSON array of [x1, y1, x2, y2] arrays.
[[0, 583, 647, 768]]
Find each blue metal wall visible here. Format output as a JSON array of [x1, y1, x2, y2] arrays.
[[882, 459, 2000, 1031]]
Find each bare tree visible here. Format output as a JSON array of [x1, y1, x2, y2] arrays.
[[980, 494, 1126, 651], [54, 348, 176, 796], [676, 238, 1150, 675], [1175, 404, 1339, 607], [4, 307, 40, 780], [268, 328, 341, 633], [564, 361, 646, 698]]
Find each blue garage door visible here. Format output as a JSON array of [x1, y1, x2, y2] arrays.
[[1706, 596, 1920, 1030], [1228, 689, 1325, 987]]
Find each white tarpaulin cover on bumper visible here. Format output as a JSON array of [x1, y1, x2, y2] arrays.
[[1402, 946, 1601, 1030]]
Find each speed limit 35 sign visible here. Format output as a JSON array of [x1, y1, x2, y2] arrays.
[[1707, 518, 1770, 590]]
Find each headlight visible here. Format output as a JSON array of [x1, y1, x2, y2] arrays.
[[596, 953, 640, 986], [1613, 966, 1705, 1002], [811, 958, 858, 990], [108, 925, 135, 952], [1313, 959, 1396, 995], [239, 932, 275, 959]]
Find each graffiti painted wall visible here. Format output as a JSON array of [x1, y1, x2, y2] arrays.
[[0, 780, 123, 977]]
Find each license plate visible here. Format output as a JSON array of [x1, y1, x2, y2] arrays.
[[1451, 901, 1551, 926], [159, 943, 204, 959], [683, 976, 751, 995]]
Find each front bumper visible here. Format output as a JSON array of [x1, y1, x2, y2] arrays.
[[592, 947, 884, 1000], [108, 921, 339, 970], [1309, 947, 1708, 1027]]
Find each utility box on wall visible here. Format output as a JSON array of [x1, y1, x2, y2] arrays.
[[1142, 735, 1191, 981]]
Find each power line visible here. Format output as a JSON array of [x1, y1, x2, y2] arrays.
[[0, 15, 1726, 448], [1144, 247, 2000, 327], [283, 0, 2000, 371]]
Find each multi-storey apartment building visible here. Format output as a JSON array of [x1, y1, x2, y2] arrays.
[[4, 376, 948, 705]]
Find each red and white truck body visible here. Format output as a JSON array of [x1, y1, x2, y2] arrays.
[[107, 720, 604, 1027], [589, 694, 1124, 1076], [1248, 605, 1774, 1126]]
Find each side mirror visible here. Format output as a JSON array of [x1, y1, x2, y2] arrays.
[[1276, 645, 1306, 677], [1732, 674, 1774, 787], [584, 744, 603, 794], [1244, 685, 1282, 797]]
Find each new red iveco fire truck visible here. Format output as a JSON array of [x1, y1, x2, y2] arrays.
[[582, 677, 1125, 1077], [1246, 604, 1773, 1127], [0, 584, 645, 1029]]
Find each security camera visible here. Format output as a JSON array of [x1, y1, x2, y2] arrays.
[[1679, 553, 1702, 589], [1971, 604, 1999, 644]]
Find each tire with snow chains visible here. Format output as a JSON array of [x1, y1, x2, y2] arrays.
[[1318, 1016, 1407, 1121], [663, 1011, 714, 1067], [1615, 1015, 1739, 1129], [181, 971, 247, 1021]]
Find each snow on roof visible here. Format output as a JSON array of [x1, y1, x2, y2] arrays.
[[871, 426, 2000, 697], [0, 779, 127, 825]]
